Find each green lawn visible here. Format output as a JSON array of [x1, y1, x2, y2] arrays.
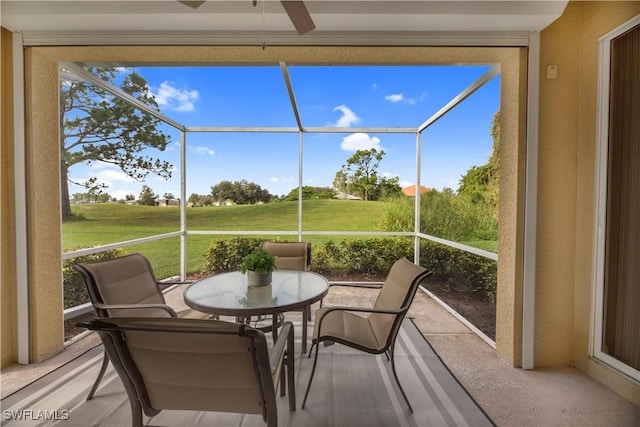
[[64, 199, 496, 278], [64, 200, 393, 277]]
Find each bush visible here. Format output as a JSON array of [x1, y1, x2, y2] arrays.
[[313, 238, 414, 275], [382, 190, 498, 242], [63, 248, 123, 309], [202, 237, 497, 301], [419, 241, 497, 301], [203, 237, 264, 273]]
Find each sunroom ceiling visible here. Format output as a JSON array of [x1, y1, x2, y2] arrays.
[[2, 1, 569, 46]]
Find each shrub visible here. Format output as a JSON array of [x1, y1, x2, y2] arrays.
[[63, 248, 123, 309], [419, 241, 497, 302], [382, 190, 498, 243], [202, 237, 496, 301], [203, 237, 264, 273], [311, 238, 414, 275]]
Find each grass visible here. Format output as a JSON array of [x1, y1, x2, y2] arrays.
[[64, 200, 393, 277], [64, 199, 497, 278]]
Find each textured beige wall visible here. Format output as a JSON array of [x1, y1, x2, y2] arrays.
[[24, 48, 65, 361], [537, 1, 581, 367], [539, 1, 640, 403], [1, 27, 17, 367], [495, 49, 528, 367], [27, 45, 524, 364]]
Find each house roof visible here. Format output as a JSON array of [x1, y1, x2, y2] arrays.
[[402, 185, 431, 197]]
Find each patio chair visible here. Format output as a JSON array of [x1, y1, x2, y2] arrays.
[[302, 257, 433, 412], [260, 241, 313, 335], [259, 241, 311, 271], [75, 252, 210, 400], [83, 317, 296, 427]]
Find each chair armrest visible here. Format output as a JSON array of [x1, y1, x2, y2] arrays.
[[315, 305, 405, 333], [327, 282, 383, 289], [270, 321, 294, 374], [93, 303, 178, 317], [319, 282, 383, 308], [157, 280, 193, 286]]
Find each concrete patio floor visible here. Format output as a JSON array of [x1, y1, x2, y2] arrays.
[[2, 284, 639, 426]]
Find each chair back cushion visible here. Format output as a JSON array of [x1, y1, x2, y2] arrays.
[[88, 317, 272, 417], [261, 241, 311, 271], [369, 258, 430, 349], [77, 253, 166, 317]]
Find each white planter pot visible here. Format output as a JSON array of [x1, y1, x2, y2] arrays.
[[246, 270, 272, 287]]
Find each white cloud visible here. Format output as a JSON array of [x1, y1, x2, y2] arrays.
[[340, 133, 382, 152], [270, 176, 294, 184], [151, 81, 199, 112], [96, 168, 138, 184], [385, 91, 427, 105], [331, 105, 360, 127], [195, 146, 215, 156], [385, 93, 404, 103], [166, 142, 181, 151], [78, 163, 136, 187]]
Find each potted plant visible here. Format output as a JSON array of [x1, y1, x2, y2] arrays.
[[240, 248, 277, 287]]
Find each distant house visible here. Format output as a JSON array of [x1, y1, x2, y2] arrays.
[[213, 199, 235, 206], [401, 185, 431, 197], [156, 198, 180, 207], [334, 191, 361, 200]]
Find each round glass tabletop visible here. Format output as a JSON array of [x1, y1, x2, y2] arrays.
[[183, 270, 329, 316]]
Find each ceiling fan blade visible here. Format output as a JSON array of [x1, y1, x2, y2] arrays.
[[178, 1, 206, 9], [280, 1, 315, 35]]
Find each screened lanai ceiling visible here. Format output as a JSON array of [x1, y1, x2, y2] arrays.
[[3, 1, 569, 45]]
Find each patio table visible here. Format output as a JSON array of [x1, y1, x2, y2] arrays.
[[184, 270, 329, 353]]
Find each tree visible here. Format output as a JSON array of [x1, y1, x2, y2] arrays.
[[285, 186, 336, 201], [138, 185, 158, 206], [332, 169, 349, 195], [188, 193, 200, 206], [60, 67, 172, 220], [335, 148, 386, 201], [458, 110, 500, 218], [370, 176, 402, 200], [211, 180, 272, 205], [210, 180, 235, 204]]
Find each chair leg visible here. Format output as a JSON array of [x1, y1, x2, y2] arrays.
[[302, 340, 321, 409], [87, 351, 109, 401], [301, 308, 308, 354], [307, 341, 315, 358], [389, 345, 413, 413], [286, 328, 296, 411], [130, 397, 144, 427]]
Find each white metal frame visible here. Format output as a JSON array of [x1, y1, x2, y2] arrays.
[[13, 32, 30, 365], [57, 61, 504, 348], [591, 14, 640, 383], [522, 31, 541, 370]]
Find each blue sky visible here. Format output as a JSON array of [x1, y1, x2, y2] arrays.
[[69, 65, 500, 200]]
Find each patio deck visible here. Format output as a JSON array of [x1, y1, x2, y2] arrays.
[[2, 284, 639, 426]]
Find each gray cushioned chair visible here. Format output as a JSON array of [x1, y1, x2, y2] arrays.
[[259, 241, 313, 344], [259, 241, 311, 271], [83, 317, 295, 427], [75, 252, 210, 400], [302, 257, 433, 412]]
